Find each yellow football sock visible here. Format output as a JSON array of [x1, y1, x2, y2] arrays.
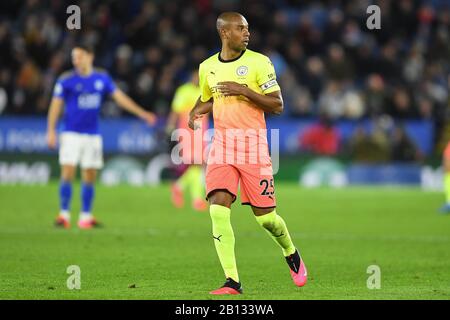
[[177, 167, 192, 191], [255, 210, 296, 257], [188, 166, 204, 200], [210, 204, 239, 282], [445, 173, 450, 203]]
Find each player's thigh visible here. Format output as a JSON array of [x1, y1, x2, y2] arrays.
[[205, 164, 239, 208], [80, 135, 104, 171], [238, 163, 276, 210], [59, 132, 82, 168]]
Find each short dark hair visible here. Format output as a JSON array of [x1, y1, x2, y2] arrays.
[[74, 43, 95, 54]]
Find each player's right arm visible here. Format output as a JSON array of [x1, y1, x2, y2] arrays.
[[188, 97, 212, 130], [46, 97, 64, 149], [47, 77, 66, 149]]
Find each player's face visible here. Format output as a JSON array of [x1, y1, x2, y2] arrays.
[[227, 18, 250, 51], [71, 48, 93, 72]]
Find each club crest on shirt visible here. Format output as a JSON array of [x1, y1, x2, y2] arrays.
[[54, 83, 63, 95], [94, 80, 104, 91], [236, 65, 248, 76]]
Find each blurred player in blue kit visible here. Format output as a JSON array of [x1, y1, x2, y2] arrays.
[[46, 45, 156, 229]]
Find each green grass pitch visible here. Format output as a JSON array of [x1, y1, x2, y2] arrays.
[[1, 182, 449, 299]]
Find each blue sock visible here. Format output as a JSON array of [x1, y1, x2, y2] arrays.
[[59, 180, 72, 212], [81, 183, 94, 215]]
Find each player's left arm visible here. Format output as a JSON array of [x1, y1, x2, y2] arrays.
[[217, 83, 283, 115], [112, 89, 157, 125]]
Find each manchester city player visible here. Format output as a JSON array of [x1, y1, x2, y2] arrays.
[[46, 45, 156, 229], [189, 12, 307, 294]]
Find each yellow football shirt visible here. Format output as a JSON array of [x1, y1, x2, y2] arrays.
[[171, 82, 202, 130], [198, 49, 280, 159], [199, 49, 280, 131], [172, 82, 200, 114]]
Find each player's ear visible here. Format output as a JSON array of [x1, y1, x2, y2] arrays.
[[220, 27, 229, 40]]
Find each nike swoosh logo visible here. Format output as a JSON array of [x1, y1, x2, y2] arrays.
[[275, 232, 284, 238], [213, 235, 222, 242]]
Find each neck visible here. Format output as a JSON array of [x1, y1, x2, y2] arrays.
[[78, 65, 93, 76], [220, 44, 242, 61]]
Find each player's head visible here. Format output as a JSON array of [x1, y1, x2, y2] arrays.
[[216, 12, 250, 52], [71, 44, 94, 74]]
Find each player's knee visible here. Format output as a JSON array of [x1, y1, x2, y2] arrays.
[[61, 167, 76, 181], [208, 191, 233, 208], [82, 169, 97, 184], [252, 207, 275, 216]]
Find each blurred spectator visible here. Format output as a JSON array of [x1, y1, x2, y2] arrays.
[[301, 56, 325, 100], [300, 114, 340, 156], [280, 70, 313, 117], [364, 74, 387, 117], [403, 44, 425, 85], [318, 80, 346, 119], [0, 0, 447, 145], [325, 43, 355, 82], [386, 86, 418, 119], [390, 126, 423, 162], [349, 123, 390, 163], [317, 80, 363, 120]]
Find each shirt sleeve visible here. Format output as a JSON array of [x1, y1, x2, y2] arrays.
[[104, 73, 117, 96], [52, 78, 65, 99], [256, 56, 281, 94], [199, 63, 212, 102]]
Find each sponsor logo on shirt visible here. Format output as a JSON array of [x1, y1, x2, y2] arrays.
[[78, 93, 101, 109]]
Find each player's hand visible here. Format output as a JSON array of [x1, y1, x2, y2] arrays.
[[188, 113, 203, 130], [47, 130, 57, 149], [217, 81, 246, 97], [141, 111, 157, 126]]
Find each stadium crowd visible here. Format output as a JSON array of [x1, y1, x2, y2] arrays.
[[0, 0, 449, 158]]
